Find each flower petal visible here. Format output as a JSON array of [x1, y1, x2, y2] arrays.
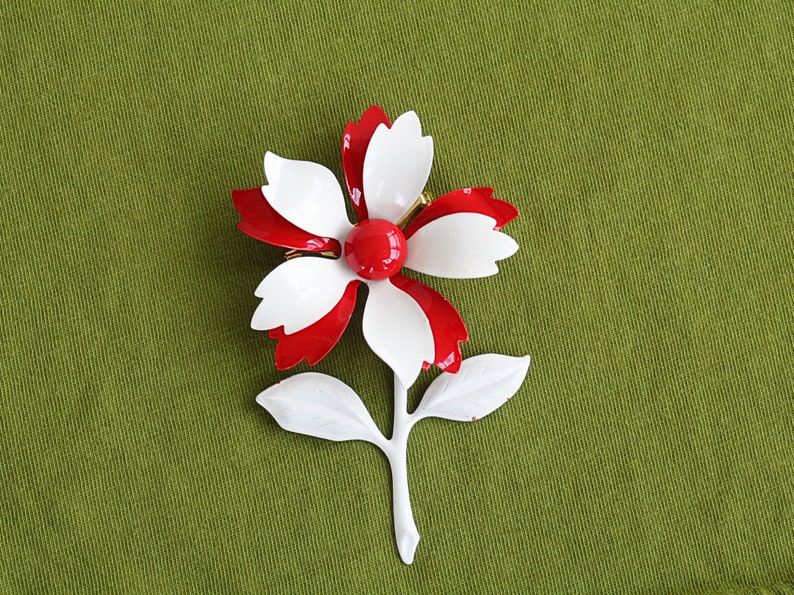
[[342, 106, 391, 222], [362, 280, 434, 389], [403, 187, 518, 239], [390, 274, 468, 373], [252, 257, 355, 334], [362, 111, 434, 223], [263, 152, 352, 240], [404, 212, 519, 278], [232, 187, 341, 253], [268, 280, 361, 369]]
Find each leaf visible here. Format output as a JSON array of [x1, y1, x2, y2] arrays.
[[413, 354, 530, 422], [256, 373, 385, 444]]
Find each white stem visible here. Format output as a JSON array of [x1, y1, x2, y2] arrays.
[[386, 374, 420, 565]]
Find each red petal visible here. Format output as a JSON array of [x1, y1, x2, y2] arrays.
[[232, 187, 341, 253], [267, 280, 361, 369], [390, 274, 468, 373], [403, 187, 519, 239], [341, 106, 391, 222]]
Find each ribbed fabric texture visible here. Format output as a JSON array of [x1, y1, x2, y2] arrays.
[[2, 1, 792, 592]]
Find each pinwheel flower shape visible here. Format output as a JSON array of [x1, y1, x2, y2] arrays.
[[233, 106, 519, 388]]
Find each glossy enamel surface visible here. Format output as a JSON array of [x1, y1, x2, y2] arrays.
[[390, 274, 468, 373], [403, 187, 519, 239], [263, 152, 351, 240], [344, 219, 407, 280], [405, 212, 519, 278], [232, 187, 341, 253], [362, 111, 433, 223], [268, 280, 360, 369], [342, 105, 391, 222], [234, 105, 521, 373], [252, 257, 354, 334], [362, 280, 434, 389]]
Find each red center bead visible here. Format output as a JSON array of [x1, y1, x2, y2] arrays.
[[344, 219, 407, 280]]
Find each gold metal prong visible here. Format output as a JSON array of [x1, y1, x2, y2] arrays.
[[396, 191, 434, 229], [284, 249, 339, 261]]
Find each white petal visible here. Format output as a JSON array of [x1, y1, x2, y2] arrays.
[[362, 281, 434, 389], [263, 152, 352, 240], [362, 111, 434, 223], [252, 257, 355, 333], [405, 212, 519, 278]]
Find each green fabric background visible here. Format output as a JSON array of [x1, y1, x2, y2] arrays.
[[2, 0, 792, 592]]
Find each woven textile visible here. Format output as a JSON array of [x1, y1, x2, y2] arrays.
[[2, 1, 792, 592]]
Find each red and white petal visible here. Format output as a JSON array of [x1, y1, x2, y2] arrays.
[[252, 257, 355, 334], [404, 212, 519, 278], [263, 152, 352, 240], [362, 280, 434, 389], [268, 280, 361, 369], [342, 106, 391, 222], [390, 274, 468, 373], [362, 111, 434, 223], [403, 187, 518, 239], [232, 187, 341, 253]]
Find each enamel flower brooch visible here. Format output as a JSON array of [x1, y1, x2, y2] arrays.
[[233, 106, 530, 564]]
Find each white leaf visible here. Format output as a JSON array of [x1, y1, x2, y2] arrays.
[[413, 354, 530, 422], [256, 373, 384, 444]]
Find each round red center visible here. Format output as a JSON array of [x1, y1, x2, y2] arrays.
[[344, 218, 407, 280]]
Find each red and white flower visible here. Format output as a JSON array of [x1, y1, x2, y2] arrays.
[[233, 106, 518, 388]]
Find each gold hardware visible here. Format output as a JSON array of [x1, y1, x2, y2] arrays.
[[284, 192, 434, 261], [396, 191, 434, 229], [284, 249, 339, 261]]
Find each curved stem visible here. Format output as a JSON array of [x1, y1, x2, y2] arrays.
[[387, 374, 420, 564]]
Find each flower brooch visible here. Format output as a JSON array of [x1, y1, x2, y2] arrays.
[[233, 106, 530, 564]]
